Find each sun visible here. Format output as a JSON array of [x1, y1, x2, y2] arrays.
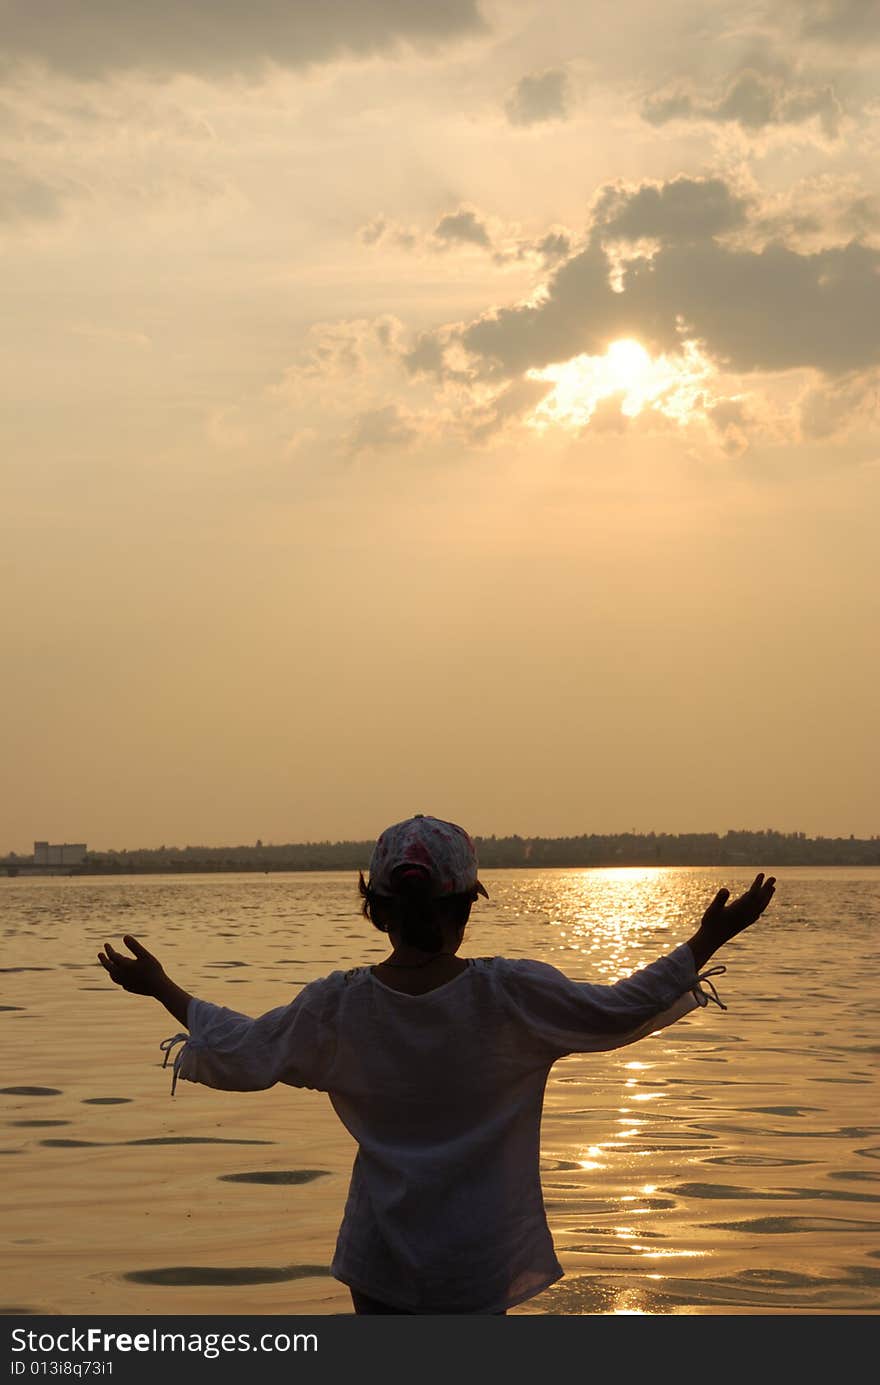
[[605, 338, 652, 391], [526, 337, 712, 430]]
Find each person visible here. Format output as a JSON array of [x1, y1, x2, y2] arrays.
[[98, 814, 776, 1316]]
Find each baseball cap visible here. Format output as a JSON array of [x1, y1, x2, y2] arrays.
[[368, 815, 489, 900]]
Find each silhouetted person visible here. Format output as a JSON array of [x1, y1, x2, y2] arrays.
[[99, 814, 775, 1314]]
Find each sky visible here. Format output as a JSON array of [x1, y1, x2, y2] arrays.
[[2, 0, 878, 851]]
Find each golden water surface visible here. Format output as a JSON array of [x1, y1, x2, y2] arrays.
[[1, 867, 877, 1315]]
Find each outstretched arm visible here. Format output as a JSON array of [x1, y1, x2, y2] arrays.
[[98, 935, 192, 1027], [686, 873, 776, 970], [496, 875, 778, 1063], [98, 933, 330, 1093]]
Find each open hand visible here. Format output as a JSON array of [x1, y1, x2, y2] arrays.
[[700, 873, 776, 949], [98, 935, 165, 996]]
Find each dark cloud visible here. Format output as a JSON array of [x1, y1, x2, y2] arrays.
[[843, 197, 880, 236], [461, 376, 552, 442], [535, 231, 571, 262], [640, 91, 694, 125], [361, 206, 578, 272], [0, 1, 486, 80], [356, 216, 420, 252], [594, 176, 749, 244], [707, 398, 749, 431], [402, 330, 458, 378], [504, 69, 569, 127], [799, 372, 879, 439], [432, 208, 491, 249], [624, 238, 879, 376], [0, 158, 68, 221], [797, 0, 880, 47], [643, 69, 842, 139], [359, 216, 386, 246], [347, 403, 416, 454], [707, 398, 752, 455], [588, 391, 630, 435], [460, 238, 616, 377], [454, 177, 880, 380], [373, 316, 402, 352]]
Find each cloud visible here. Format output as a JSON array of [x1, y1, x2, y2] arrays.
[[453, 176, 880, 381], [796, 0, 880, 48], [356, 215, 422, 252], [0, 157, 69, 221], [459, 376, 552, 443], [594, 176, 750, 245], [0, 157, 91, 224], [402, 330, 453, 378], [359, 207, 574, 268], [534, 231, 571, 263], [798, 371, 880, 439], [432, 207, 491, 249], [270, 319, 399, 410], [706, 397, 753, 456], [738, 174, 880, 254], [643, 69, 843, 139], [192, 311, 421, 469], [843, 197, 880, 237], [359, 216, 387, 247], [504, 69, 570, 127], [0, 1, 487, 81], [346, 403, 417, 454], [585, 390, 630, 435], [267, 310, 550, 453]]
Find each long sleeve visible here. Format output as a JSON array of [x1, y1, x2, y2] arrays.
[[160, 977, 337, 1095], [495, 944, 725, 1066]]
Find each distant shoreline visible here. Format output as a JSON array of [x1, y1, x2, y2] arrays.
[[3, 858, 880, 878], [3, 830, 879, 876]]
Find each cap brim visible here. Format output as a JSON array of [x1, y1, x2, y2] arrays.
[[476, 880, 489, 899]]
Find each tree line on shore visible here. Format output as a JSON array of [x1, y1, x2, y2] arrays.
[[14, 828, 878, 872]]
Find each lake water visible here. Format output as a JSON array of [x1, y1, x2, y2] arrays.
[[1, 867, 878, 1316]]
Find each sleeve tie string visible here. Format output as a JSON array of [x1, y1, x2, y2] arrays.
[[159, 1033, 189, 1096], [693, 965, 727, 1011]]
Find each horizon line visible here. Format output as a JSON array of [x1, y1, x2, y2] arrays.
[[5, 825, 877, 856]]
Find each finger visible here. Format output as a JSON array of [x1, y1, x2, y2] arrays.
[[751, 873, 765, 891], [710, 888, 729, 908], [123, 934, 154, 960]]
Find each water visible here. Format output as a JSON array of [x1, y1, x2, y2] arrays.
[[1, 867, 878, 1315]]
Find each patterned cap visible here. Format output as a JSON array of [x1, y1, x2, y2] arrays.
[[368, 815, 489, 900]]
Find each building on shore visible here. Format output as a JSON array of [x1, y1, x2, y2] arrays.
[[33, 842, 87, 866]]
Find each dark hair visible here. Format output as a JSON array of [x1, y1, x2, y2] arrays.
[[358, 869, 477, 954]]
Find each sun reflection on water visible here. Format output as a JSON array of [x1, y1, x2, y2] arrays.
[[637, 1249, 708, 1259], [544, 867, 681, 980]]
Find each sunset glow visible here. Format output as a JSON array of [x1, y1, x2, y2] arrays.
[[2, 0, 877, 851], [527, 338, 713, 429]]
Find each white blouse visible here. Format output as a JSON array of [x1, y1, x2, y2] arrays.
[[160, 945, 725, 1314]]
